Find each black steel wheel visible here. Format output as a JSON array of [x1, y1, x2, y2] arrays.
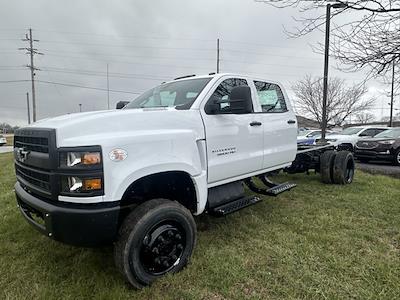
[[332, 151, 355, 184], [139, 221, 186, 275], [114, 199, 196, 288]]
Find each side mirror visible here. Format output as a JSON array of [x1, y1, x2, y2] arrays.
[[116, 101, 129, 109], [205, 86, 253, 115]]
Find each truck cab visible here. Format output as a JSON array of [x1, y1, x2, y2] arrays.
[[14, 73, 300, 287]]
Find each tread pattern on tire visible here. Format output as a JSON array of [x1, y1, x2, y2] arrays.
[[332, 151, 355, 184], [114, 198, 196, 289], [320, 150, 336, 184]]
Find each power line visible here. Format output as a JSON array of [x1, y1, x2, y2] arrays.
[[41, 49, 215, 61], [36, 80, 142, 94], [40, 66, 169, 80], [34, 29, 215, 42], [38, 40, 215, 51], [43, 53, 213, 70], [0, 80, 30, 83]]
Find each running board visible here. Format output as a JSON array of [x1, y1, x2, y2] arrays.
[[266, 182, 297, 196], [209, 195, 262, 216], [245, 178, 297, 196]]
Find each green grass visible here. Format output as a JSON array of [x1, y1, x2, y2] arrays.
[[0, 152, 399, 299]]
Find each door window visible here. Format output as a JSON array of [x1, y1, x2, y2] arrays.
[[254, 81, 287, 113], [207, 78, 249, 113]]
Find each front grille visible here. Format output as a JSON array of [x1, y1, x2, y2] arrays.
[[356, 141, 378, 149], [15, 163, 51, 192], [14, 135, 49, 153]]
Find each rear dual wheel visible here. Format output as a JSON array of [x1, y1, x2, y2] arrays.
[[320, 150, 355, 184], [114, 199, 196, 289]]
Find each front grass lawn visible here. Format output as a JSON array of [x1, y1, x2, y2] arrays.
[[0, 152, 399, 299]]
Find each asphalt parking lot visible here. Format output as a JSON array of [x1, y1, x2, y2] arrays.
[[357, 161, 400, 178], [0, 146, 13, 154]]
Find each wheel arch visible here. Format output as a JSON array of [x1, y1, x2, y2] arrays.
[[120, 170, 199, 213]]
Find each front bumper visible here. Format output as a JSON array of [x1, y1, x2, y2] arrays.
[[15, 182, 120, 247], [354, 149, 394, 161]]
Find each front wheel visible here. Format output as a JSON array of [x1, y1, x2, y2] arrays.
[[114, 199, 197, 288]]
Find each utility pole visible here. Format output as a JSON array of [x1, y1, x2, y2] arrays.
[[321, 2, 347, 142], [26, 92, 31, 124], [107, 63, 110, 109], [389, 61, 395, 127], [216, 38, 220, 74], [321, 4, 331, 142], [19, 28, 43, 122], [79, 103, 82, 112]]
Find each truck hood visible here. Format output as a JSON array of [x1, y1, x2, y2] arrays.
[[30, 108, 205, 147]]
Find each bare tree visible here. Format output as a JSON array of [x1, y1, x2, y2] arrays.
[[256, 0, 400, 78], [292, 75, 375, 126], [355, 112, 375, 124]]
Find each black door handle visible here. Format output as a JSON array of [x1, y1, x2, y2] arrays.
[[249, 121, 262, 126], [287, 120, 296, 124]]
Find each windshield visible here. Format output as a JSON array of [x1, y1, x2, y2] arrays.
[[340, 127, 364, 135], [298, 130, 312, 136], [374, 128, 400, 139], [125, 78, 212, 110]]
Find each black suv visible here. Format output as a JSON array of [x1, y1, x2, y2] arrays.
[[354, 127, 400, 166]]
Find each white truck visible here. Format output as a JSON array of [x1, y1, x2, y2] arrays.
[[13, 73, 355, 288]]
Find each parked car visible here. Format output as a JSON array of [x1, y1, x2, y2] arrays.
[[297, 129, 332, 145], [317, 126, 389, 151], [354, 127, 400, 165], [0, 135, 7, 146]]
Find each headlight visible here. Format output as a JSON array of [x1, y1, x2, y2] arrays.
[[61, 176, 103, 194], [378, 140, 395, 145], [326, 139, 337, 142], [60, 151, 101, 167]]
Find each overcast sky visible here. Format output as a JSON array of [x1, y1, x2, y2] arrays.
[[0, 0, 394, 126]]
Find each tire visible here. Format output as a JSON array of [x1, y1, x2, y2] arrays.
[[114, 199, 197, 288], [332, 151, 355, 184], [393, 148, 400, 166], [320, 150, 336, 184]]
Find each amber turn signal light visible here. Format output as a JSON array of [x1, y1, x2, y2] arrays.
[[83, 178, 102, 190]]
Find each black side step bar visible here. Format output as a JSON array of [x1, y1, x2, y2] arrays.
[[209, 195, 261, 216], [244, 177, 296, 196]]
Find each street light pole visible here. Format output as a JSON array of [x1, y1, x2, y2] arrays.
[[389, 61, 395, 127], [321, 2, 347, 142], [321, 4, 331, 142]]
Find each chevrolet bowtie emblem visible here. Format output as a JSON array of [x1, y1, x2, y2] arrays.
[[16, 147, 30, 163]]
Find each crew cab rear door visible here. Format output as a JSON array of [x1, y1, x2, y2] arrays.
[[200, 76, 264, 185], [252, 80, 297, 169]]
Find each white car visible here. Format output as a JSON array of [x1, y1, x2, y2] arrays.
[[297, 129, 332, 145], [322, 126, 389, 151], [0, 135, 7, 146]]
